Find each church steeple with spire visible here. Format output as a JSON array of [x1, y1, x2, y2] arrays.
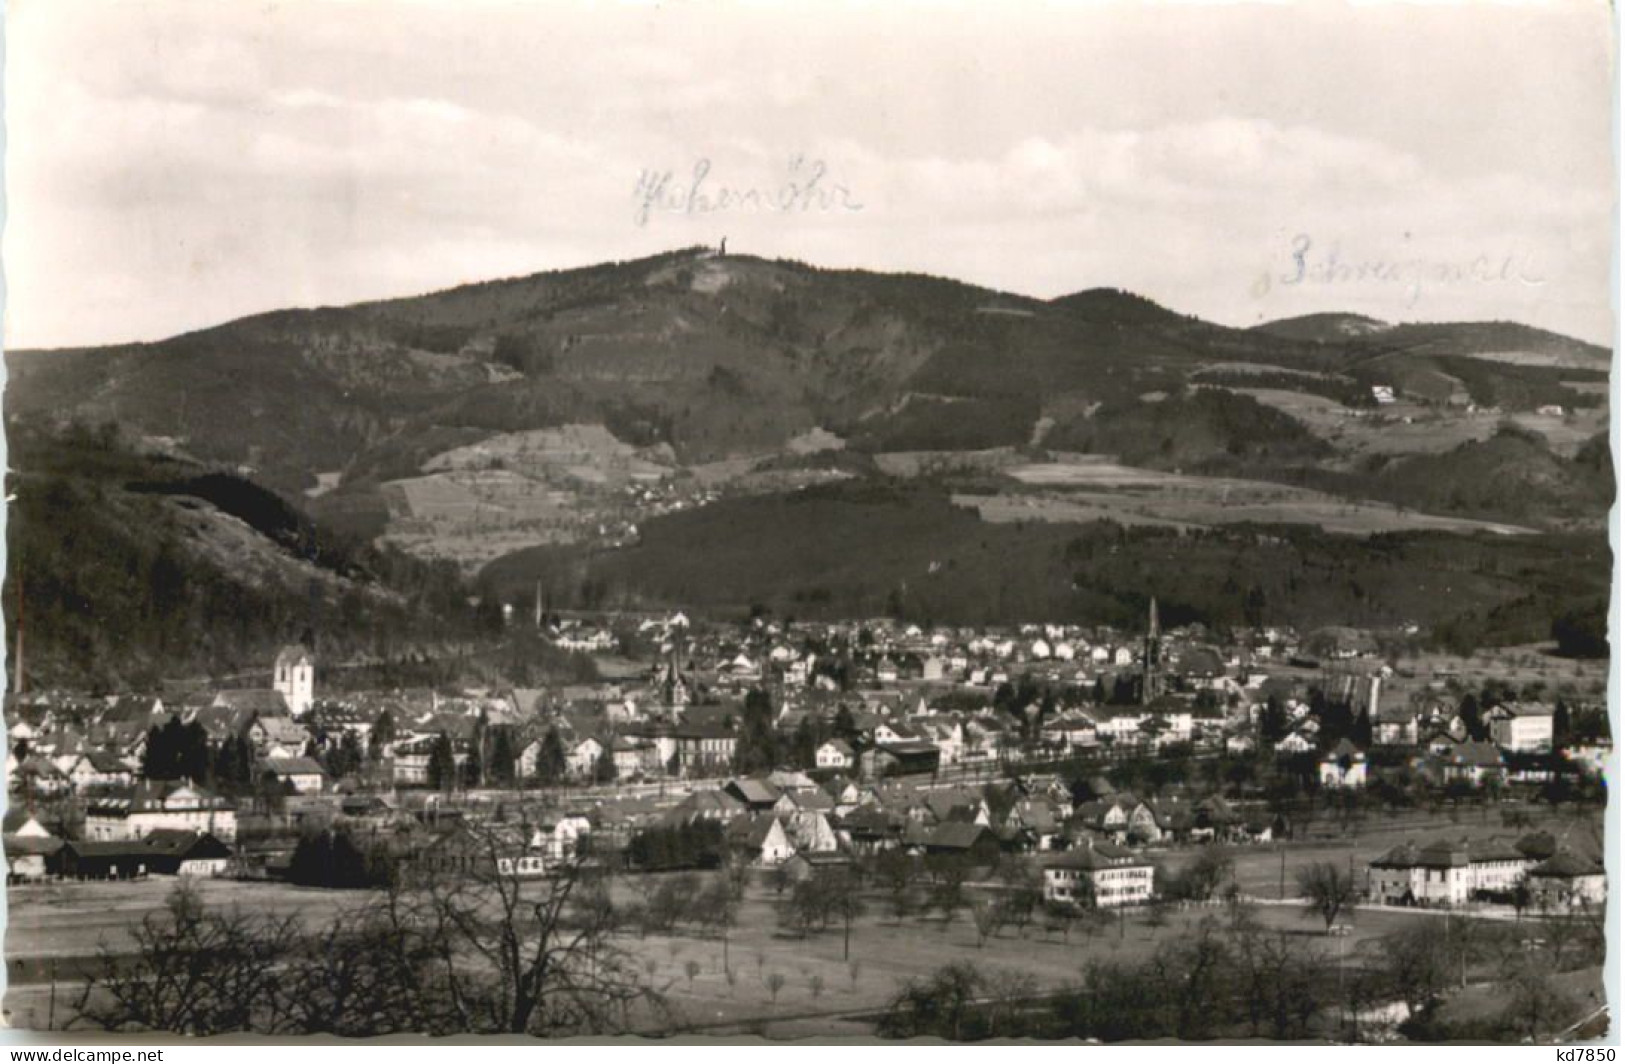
[[1141, 597, 1165, 704]]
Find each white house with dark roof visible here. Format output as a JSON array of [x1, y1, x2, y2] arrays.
[[1486, 702, 1554, 754], [1318, 739, 1368, 789], [262, 756, 327, 794], [1367, 838, 1538, 907], [815, 738, 855, 770], [1528, 853, 1606, 907], [1042, 841, 1155, 907]]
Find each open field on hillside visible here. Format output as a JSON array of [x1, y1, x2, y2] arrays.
[[1231, 389, 1499, 456], [961, 458, 1536, 536], [874, 448, 1024, 478], [1505, 408, 1611, 457], [1229, 388, 1608, 460], [1384, 646, 1609, 701]]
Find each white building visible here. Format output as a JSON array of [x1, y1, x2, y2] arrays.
[[1042, 841, 1155, 908], [1367, 838, 1535, 907], [1318, 740, 1368, 789], [815, 739, 855, 770], [1487, 702, 1555, 754], [273, 645, 316, 719], [1528, 853, 1606, 907], [84, 784, 238, 843]]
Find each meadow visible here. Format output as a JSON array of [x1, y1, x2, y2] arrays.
[[4, 806, 1602, 1036]]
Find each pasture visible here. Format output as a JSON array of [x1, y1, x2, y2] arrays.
[[3, 803, 1602, 1036], [962, 457, 1534, 536]]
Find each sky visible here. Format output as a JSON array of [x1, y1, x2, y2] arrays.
[[4, 0, 1616, 349]]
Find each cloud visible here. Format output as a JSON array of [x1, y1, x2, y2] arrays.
[[4, 2, 1612, 348]]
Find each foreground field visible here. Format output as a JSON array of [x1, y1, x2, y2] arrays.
[[0, 874, 1483, 1036], [3, 807, 1603, 1037]]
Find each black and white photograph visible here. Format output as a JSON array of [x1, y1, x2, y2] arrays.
[[0, 0, 1615, 1045]]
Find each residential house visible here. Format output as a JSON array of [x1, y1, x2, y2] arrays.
[[1373, 705, 1421, 747], [1527, 853, 1606, 907], [262, 756, 327, 794], [727, 815, 796, 867], [14, 756, 70, 797], [671, 723, 737, 777], [84, 782, 238, 843], [4, 816, 61, 882], [529, 813, 593, 862], [1487, 702, 1555, 754], [916, 822, 1001, 867], [249, 716, 313, 759], [862, 742, 941, 780], [815, 739, 856, 771], [1437, 741, 1506, 787], [1003, 799, 1065, 851], [566, 736, 606, 781], [5, 834, 61, 882], [64, 751, 134, 793], [1073, 793, 1163, 845], [784, 809, 841, 854], [1318, 739, 1368, 789]]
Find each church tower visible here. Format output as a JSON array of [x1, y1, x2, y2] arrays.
[[1140, 598, 1164, 705], [660, 639, 693, 715]]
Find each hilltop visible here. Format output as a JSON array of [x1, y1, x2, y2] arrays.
[[5, 247, 1613, 678]]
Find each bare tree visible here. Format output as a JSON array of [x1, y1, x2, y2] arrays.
[[417, 823, 664, 1035], [74, 884, 299, 1035], [765, 971, 786, 1005], [1295, 861, 1357, 932], [1378, 922, 1452, 1024], [281, 885, 450, 1035], [696, 875, 740, 973], [972, 898, 1006, 947]]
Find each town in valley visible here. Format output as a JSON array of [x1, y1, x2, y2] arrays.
[[2, 585, 1609, 1040]]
